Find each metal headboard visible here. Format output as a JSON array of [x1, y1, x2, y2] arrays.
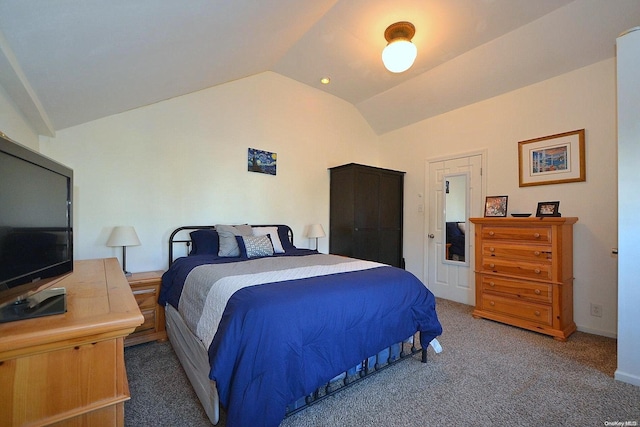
[[168, 224, 294, 267]]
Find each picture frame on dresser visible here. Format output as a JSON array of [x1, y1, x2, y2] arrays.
[[484, 196, 508, 217], [518, 129, 585, 187], [536, 201, 561, 217]]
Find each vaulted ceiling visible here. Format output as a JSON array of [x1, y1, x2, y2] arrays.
[[1, 0, 639, 137]]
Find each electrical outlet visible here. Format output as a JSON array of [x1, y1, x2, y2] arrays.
[[590, 303, 603, 317]]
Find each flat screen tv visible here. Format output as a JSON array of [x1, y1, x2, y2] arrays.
[[0, 133, 73, 323]]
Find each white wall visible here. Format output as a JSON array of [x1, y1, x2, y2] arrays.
[[0, 59, 625, 341], [39, 72, 380, 272], [616, 27, 640, 386], [0, 83, 39, 150], [379, 59, 619, 337]]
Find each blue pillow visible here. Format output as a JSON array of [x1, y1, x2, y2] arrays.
[[189, 229, 219, 255], [277, 226, 296, 251]]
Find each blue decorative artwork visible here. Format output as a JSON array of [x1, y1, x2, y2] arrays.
[[531, 145, 568, 174], [248, 148, 277, 175]]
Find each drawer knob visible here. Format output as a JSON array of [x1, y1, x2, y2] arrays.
[[534, 268, 541, 274], [489, 263, 495, 268], [489, 281, 495, 287], [533, 233, 540, 238], [489, 231, 495, 236], [490, 301, 495, 306], [534, 310, 541, 316], [534, 289, 541, 295], [489, 247, 495, 252], [534, 251, 541, 256]]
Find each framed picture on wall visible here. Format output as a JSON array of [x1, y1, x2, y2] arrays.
[[484, 196, 508, 217], [248, 148, 277, 175], [518, 129, 585, 187]]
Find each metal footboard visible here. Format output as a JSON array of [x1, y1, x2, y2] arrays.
[[285, 336, 427, 417]]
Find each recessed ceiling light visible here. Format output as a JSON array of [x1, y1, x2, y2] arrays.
[[320, 77, 331, 85]]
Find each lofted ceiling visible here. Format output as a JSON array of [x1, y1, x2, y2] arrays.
[[1, 0, 639, 137]]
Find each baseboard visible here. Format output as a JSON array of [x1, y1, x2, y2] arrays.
[[576, 325, 617, 339], [614, 370, 640, 387]]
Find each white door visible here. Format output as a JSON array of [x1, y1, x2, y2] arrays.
[[425, 153, 484, 305]]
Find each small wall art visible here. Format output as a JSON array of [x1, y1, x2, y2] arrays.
[[248, 148, 277, 176], [518, 129, 585, 187]]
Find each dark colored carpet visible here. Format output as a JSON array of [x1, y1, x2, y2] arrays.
[[124, 299, 640, 426]]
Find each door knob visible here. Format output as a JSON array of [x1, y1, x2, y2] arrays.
[[428, 234, 435, 238]]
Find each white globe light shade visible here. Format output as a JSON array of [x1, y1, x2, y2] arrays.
[[382, 39, 417, 73]]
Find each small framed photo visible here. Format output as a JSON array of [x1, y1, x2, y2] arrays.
[[536, 201, 560, 217], [484, 196, 508, 217]]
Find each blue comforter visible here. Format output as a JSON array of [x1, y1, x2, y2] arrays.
[[161, 253, 442, 427]]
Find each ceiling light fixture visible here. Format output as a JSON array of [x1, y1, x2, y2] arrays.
[[382, 21, 417, 73], [320, 77, 331, 85]]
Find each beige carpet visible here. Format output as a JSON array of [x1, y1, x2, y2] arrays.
[[124, 298, 639, 426]]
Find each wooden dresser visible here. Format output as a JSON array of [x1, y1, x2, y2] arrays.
[[0, 258, 144, 426], [470, 217, 578, 341]]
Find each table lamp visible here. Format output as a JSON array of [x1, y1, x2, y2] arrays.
[[306, 224, 326, 251], [106, 226, 141, 276]]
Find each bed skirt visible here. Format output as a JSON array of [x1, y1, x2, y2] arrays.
[[166, 304, 220, 424]]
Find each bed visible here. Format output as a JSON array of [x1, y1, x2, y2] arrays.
[[159, 224, 443, 427]]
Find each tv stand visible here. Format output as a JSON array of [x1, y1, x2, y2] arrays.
[[0, 258, 144, 425], [0, 287, 67, 323]]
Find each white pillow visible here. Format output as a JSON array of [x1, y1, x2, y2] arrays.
[[252, 226, 285, 253]]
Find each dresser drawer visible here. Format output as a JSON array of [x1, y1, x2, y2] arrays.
[[482, 242, 552, 263], [482, 226, 551, 243], [480, 275, 552, 303], [132, 286, 158, 309], [1, 339, 121, 424], [133, 308, 156, 334], [480, 257, 552, 280], [480, 293, 552, 326]]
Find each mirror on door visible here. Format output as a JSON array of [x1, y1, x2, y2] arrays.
[[443, 172, 469, 265]]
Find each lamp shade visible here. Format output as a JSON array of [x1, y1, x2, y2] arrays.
[[382, 40, 417, 73], [306, 224, 326, 239], [106, 226, 141, 247]]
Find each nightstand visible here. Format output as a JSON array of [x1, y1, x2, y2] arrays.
[[125, 270, 168, 347]]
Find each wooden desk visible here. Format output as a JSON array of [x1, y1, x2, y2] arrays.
[[0, 258, 144, 426]]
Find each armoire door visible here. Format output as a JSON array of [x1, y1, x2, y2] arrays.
[[377, 171, 403, 267], [353, 168, 380, 262]]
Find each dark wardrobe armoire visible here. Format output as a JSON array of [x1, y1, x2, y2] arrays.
[[329, 163, 405, 268]]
